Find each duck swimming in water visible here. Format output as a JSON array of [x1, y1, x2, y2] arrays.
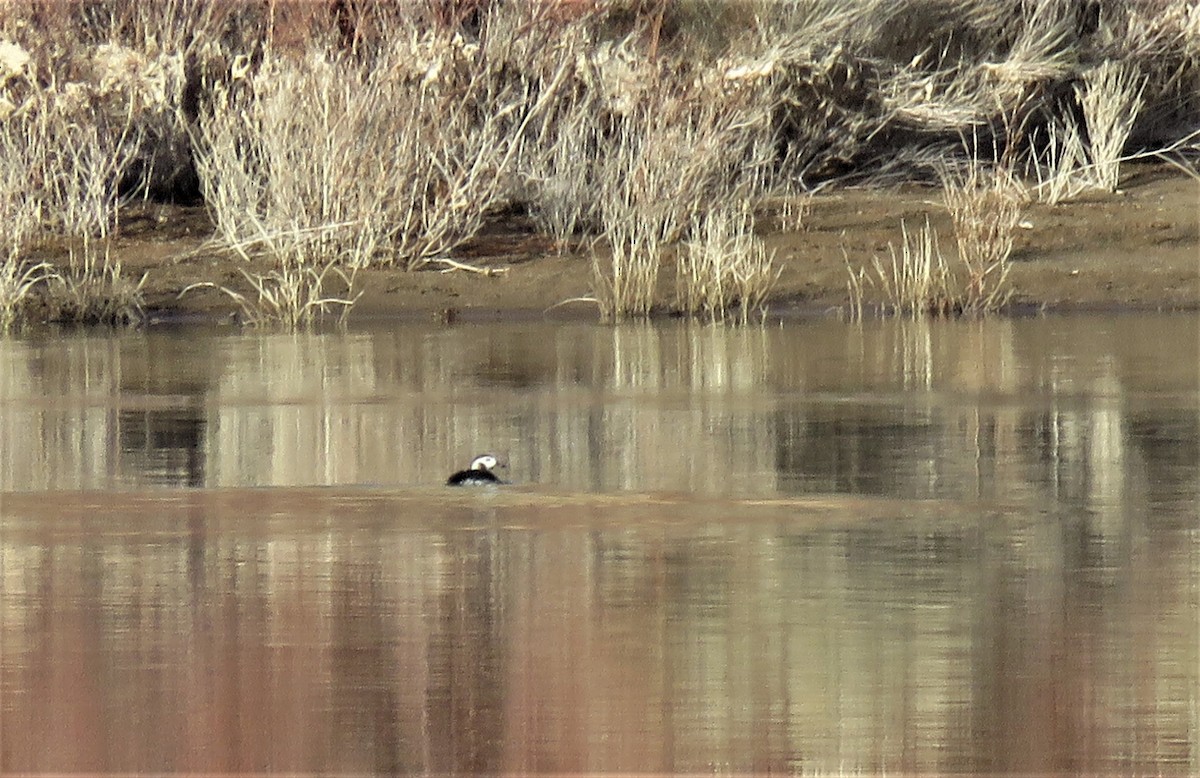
[[446, 454, 505, 486]]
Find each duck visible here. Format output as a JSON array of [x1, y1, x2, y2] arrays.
[[446, 454, 505, 486]]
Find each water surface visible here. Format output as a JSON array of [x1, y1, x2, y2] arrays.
[[2, 315, 1197, 773]]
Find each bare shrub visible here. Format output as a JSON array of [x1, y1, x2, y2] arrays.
[[194, 53, 396, 270], [939, 157, 1026, 313], [0, 80, 139, 240], [751, 43, 889, 186], [523, 93, 602, 246], [0, 45, 148, 327], [588, 61, 776, 320], [196, 12, 575, 272]]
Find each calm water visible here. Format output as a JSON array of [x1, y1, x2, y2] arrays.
[[1, 315, 1197, 773]]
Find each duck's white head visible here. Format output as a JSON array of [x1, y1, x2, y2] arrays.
[[470, 454, 499, 471]]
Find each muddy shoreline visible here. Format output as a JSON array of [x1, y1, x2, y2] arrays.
[[31, 163, 1199, 325]]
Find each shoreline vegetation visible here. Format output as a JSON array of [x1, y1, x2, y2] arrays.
[[0, 0, 1197, 330]]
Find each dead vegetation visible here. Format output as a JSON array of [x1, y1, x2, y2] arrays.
[[0, 0, 1196, 328]]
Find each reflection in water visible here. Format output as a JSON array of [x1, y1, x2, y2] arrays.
[[3, 317, 1197, 501], [1, 316, 1197, 773]]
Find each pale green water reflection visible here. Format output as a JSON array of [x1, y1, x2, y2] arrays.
[[1, 315, 1197, 773]]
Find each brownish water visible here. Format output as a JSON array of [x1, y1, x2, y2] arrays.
[[2, 315, 1197, 773]]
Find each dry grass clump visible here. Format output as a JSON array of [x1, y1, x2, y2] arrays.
[[189, 6, 583, 324], [196, 8, 578, 274], [1029, 116, 1093, 204], [939, 157, 1027, 312], [1029, 61, 1149, 203], [585, 50, 776, 320], [50, 241, 146, 326], [0, 66, 138, 240], [0, 100, 52, 330], [0, 253, 54, 332], [866, 218, 954, 318], [677, 198, 778, 323], [183, 260, 359, 329], [852, 152, 1026, 318], [1077, 61, 1147, 191], [0, 34, 149, 328], [523, 94, 602, 247]]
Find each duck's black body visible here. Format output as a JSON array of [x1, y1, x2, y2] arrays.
[[446, 454, 505, 486], [446, 469, 502, 486]]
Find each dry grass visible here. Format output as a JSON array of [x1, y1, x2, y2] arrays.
[[523, 92, 602, 247], [677, 198, 778, 323], [182, 260, 359, 328], [939, 157, 1026, 313], [856, 151, 1025, 318], [587, 60, 775, 320], [1078, 61, 1148, 191], [1030, 61, 1149, 203], [0, 252, 55, 332], [590, 224, 661, 323], [869, 218, 953, 317], [195, 10, 578, 273], [0, 100, 48, 330], [0, 42, 146, 328], [50, 240, 146, 326], [1030, 117, 1093, 204], [194, 59, 396, 271], [0, 0, 1197, 327]]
